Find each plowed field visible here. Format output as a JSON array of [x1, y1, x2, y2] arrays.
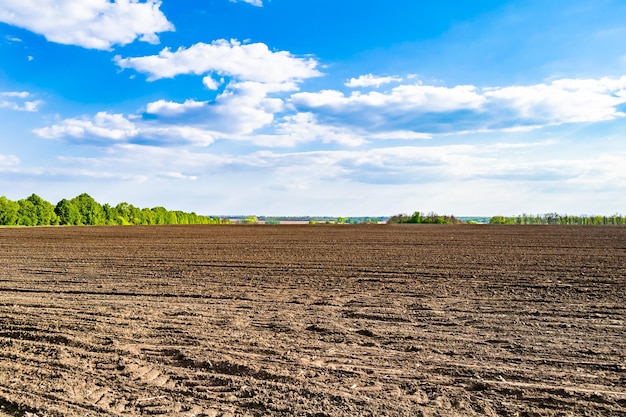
[[0, 225, 624, 416]]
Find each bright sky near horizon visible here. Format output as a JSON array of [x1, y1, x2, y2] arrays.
[[1, 0, 626, 216]]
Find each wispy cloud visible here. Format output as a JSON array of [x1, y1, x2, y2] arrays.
[[9, 138, 623, 215], [0, 154, 20, 167], [345, 74, 403, 88], [229, 0, 264, 6], [0, 0, 174, 50], [47, 141, 626, 190], [158, 172, 199, 181], [1, 91, 30, 98], [0, 91, 42, 112]]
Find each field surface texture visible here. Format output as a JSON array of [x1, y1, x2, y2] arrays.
[[0, 225, 624, 416]]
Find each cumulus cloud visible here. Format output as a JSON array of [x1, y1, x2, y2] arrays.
[[112, 40, 325, 141], [245, 112, 367, 147], [0, 91, 43, 112], [0, 0, 174, 50], [245, 114, 435, 147], [143, 81, 297, 135], [207, 81, 297, 133], [114, 39, 321, 84], [33, 111, 217, 147], [484, 77, 626, 125], [32, 73, 626, 153], [145, 99, 208, 117], [292, 76, 626, 134], [293, 84, 485, 113], [345, 74, 403, 88], [291, 84, 485, 135], [34, 112, 138, 141], [202, 76, 223, 90]]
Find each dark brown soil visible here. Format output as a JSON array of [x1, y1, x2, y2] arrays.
[[0, 225, 624, 416]]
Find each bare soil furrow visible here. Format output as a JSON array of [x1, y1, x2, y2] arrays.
[[0, 225, 624, 416]]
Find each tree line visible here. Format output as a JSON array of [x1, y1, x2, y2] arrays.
[[387, 211, 462, 224], [489, 213, 626, 225], [0, 193, 227, 226]]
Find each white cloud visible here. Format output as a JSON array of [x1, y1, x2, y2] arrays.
[[484, 76, 626, 124], [113, 40, 323, 140], [368, 131, 432, 140], [246, 112, 367, 147], [0, 154, 20, 167], [115, 39, 321, 84], [17, 135, 625, 215], [229, 0, 263, 6], [202, 76, 222, 90], [0, 0, 174, 50], [245, 114, 433, 147], [293, 84, 485, 112], [208, 81, 295, 133], [159, 172, 198, 180], [21, 101, 42, 112], [1, 91, 30, 98], [0, 91, 42, 112], [146, 82, 296, 135], [34, 112, 138, 141], [145, 99, 208, 117], [210, 143, 624, 191], [33, 111, 218, 147], [143, 126, 216, 146], [292, 76, 626, 134], [345, 74, 403, 88], [31, 73, 626, 158]]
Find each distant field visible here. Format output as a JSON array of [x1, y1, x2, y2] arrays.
[[0, 225, 624, 416], [456, 216, 491, 223]]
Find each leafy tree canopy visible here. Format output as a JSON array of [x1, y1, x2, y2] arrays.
[[387, 211, 461, 225], [0, 194, 226, 226]]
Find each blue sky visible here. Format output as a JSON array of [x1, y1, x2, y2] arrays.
[[1, 0, 626, 216]]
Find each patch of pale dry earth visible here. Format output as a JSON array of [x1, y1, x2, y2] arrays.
[[0, 225, 624, 416]]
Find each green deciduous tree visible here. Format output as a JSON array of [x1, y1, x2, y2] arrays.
[[151, 206, 168, 224], [0, 196, 19, 225], [71, 193, 104, 225], [17, 199, 38, 226], [2, 193, 225, 227], [26, 194, 59, 225], [141, 208, 155, 225], [55, 199, 81, 225], [242, 215, 258, 224], [388, 211, 459, 224]]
